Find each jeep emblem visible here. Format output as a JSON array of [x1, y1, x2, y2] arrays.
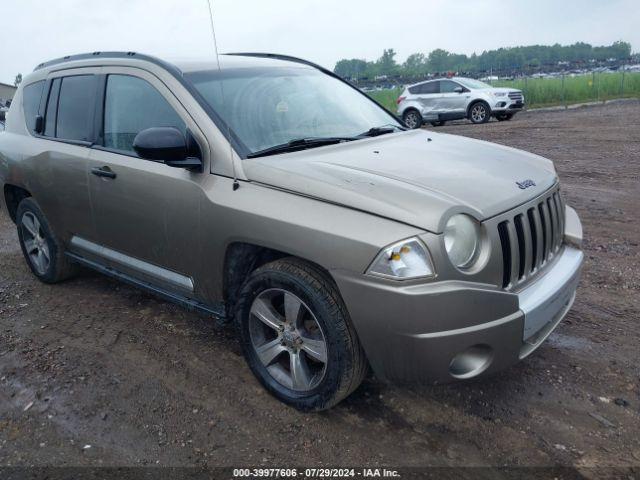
[[516, 179, 536, 190]]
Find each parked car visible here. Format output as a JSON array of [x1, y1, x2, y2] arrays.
[[397, 77, 525, 128], [0, 52, 582, 411]]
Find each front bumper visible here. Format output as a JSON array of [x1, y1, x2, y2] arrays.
[[493, 97, 525, 112], [332, 222, 583, 383]]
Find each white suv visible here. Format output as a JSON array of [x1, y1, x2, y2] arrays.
[[397, 77, 524, 128]]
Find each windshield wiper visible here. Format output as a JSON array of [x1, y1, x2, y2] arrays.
[[246, 137, 354, 158], [357, 124, 407, 138]]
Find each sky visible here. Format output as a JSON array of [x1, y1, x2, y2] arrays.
[[1, 0, 638, 85]]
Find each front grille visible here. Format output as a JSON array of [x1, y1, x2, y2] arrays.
[[508, 91, 523, 102], [497, 189, 565, 289]]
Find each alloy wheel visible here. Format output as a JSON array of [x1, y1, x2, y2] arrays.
[[20, 212, 51, 275], [404, 112, 420, 129], [248, 288, 328, 392], [471, 104, 487, 123]]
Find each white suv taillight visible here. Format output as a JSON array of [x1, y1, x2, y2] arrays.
[[397, 96, 406, 104]]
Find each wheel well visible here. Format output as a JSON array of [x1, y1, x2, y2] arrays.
[[467, 99, 490, 117], [402, 107, 421, 118], [223, 243, 335, 317], [3, 185, 31, 223]]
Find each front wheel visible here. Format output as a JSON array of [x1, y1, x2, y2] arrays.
[[235, 258, 367, 411], [496, 112, 515, 121], [402, 109, 423, 129], [469, 102, 490, 124]]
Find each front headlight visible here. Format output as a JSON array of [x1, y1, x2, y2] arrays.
[[492, 91, 507, 97], [367, 237, 434, 280], [444, 214, 480, 269]]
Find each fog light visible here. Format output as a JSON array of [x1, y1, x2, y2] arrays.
[[449, 344, 493, 379]]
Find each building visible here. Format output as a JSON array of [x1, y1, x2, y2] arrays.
[[0, 82, 17, 106]]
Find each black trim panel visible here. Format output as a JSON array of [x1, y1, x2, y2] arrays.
[[65, 252, 226, 320]]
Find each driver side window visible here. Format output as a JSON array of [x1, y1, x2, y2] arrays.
[[103, 75, 186, 154], [440, 80, 462, 93]]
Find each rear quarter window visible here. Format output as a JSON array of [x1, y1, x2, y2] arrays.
[[22, 80, 45, 133]]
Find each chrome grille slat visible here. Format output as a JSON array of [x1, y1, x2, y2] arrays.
[[496, 187, 566, 290], [531, 206, 544, 271], [506, 221, 520, 287], [556, 193, 565, 248], [518, 213, 533, 274], [539, 202, 552, 262], [546, 198, 556, 255], [551, 193, 562, 251]]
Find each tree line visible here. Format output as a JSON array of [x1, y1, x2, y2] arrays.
[[333, 41, 633, 80]]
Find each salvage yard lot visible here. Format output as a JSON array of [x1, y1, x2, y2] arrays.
[[0, 102, 639, 470]]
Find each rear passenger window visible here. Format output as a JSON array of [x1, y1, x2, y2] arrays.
[[412, 81, 438, 94], [55, 75, 97, 142], [422, 82, 439, 94], [22, 81, 45, 133], [103, 75, 186, 153]]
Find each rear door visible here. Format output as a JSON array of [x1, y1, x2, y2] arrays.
[[84, 67, 209, 296], [24, 70, 100, 244], [415, 81, 440, 117]]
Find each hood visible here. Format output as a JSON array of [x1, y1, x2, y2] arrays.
[[242, 130, 557, 233], [478, 87, 521, 94]]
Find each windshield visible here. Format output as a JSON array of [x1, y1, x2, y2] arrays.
[[456, 78, 493, 90], [185, 66, 401, 157]]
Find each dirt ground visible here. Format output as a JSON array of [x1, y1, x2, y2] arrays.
[[1, 101, 639, 473]]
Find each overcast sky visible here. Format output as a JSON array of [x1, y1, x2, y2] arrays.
[[1, 0, 638, 85]]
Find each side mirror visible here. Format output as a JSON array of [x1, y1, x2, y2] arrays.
[[453, 86, 464, 93], [132, 127, 202, 171]]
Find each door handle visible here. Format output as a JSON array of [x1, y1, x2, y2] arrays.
[[91, 166, 117, 179]]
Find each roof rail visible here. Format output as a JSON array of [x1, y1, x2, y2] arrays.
[[223, 52, 333, 75], [33, 51, 182, 77]]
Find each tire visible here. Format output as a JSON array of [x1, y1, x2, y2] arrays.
[[16, 197, 78, 283], [496, 112, 514, 122], [235, 257, 368, 411], [468, 101, 490, 124], [430, 121, 446, 127], [402, 109, 423, 129]]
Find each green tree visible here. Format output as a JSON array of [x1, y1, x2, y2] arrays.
[[376, 49, 399, 76], [426, 49, 450, 72], [403, 53, 427, 76], [334, 59, 369, 80]]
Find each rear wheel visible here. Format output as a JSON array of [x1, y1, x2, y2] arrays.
[[402, 109, 423, 129], [235, 258, 367, 411], [469, 101, 490, 124], [16, 198, 77, 283]]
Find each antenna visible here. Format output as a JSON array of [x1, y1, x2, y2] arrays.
[[206, 0, 239, 191]]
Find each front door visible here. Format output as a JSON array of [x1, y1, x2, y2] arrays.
[[438, 80, 469, 116], [85, 69, 208, 297]]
